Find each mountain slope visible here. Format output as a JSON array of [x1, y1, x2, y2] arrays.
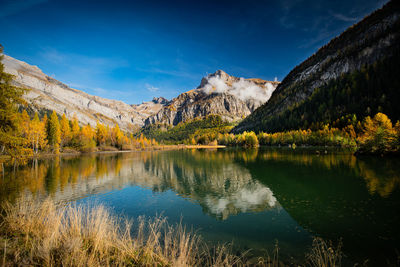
[[234, 0, 400, 133], [2, 55, 167, 131], [145, 70, 279, 126]]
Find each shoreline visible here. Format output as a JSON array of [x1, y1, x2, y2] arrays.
[[2, 144, 398, 163], [0, 144, 228, 162]]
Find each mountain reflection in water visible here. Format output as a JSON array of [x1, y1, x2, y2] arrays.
[[1, 148, 399, 265]]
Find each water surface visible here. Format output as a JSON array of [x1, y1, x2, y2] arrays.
[[1, 148, 399, 265]]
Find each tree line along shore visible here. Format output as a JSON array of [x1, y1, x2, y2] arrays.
[[2, 46, 400, 164]]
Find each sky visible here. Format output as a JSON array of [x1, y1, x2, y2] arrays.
[[0, 0, 387, 104]]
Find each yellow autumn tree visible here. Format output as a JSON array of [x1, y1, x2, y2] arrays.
[[357, 113, 397, 154], [60, 114, 71, 149], [31, 113, 47, 153], [70, 115, 80, 147], [95, 121, 108, 146], [47, 111, 61, 153], [0, 45, 30, 159], [152, 138, 158, 146], [79, 124, 96, 152], [111, 124, 124, 149], [42, 114, 48, 128], [19, 110, 31, 140]]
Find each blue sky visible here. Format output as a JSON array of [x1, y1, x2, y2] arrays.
[[0, 0, 387, 104]]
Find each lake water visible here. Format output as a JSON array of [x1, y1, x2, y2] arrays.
[[1, 148, 399, 265]]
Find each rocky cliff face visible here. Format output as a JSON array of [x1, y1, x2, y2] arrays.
[[145, 70, 279, 126], [2, 55, 167, 131], [235, 0, 400, 133]]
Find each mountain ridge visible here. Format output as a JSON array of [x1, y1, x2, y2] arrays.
[[2, 54, 279, 132], [2, 54, 169, 131], [234, 0, 400, 133]]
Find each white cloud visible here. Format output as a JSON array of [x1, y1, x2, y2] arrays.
[[145, 83, 159, 92], [203, 76, 229, 94], [202, 76, 277, 103], [205, 182, 277, 216]]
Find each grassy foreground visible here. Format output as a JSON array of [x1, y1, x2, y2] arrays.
[[0, 197, 342, 266]]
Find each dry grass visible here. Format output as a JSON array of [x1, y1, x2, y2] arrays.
[[0, 196, 247, 266], [306, 237, 343, 267], [0, 196, 343, 267]]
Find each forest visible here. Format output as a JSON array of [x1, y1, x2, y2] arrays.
[[237, 48, 400, 134], [193, 113, 400, 154]]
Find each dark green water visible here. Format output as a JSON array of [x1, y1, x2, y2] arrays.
[[1, 148, 399, 265]]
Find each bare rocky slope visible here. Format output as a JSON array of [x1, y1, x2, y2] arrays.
[[234, 0, 400, 133], [2, 54, 167, 131], [145, 70, 279, 126], [3, 54, 278, 131]]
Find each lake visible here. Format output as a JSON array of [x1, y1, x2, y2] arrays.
[[1, 148, 399, 265]]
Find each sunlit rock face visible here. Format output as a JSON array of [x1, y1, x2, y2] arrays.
[[2, 55, 167, 131], [145, 70, 279, 126]]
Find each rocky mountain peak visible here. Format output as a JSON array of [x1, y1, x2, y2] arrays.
[[2, 55, 278, 131], [198, 69, 237, 89], [152, 97, 169, 105], [210, 69, 229, 79], [145, 70, 279, 126]]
